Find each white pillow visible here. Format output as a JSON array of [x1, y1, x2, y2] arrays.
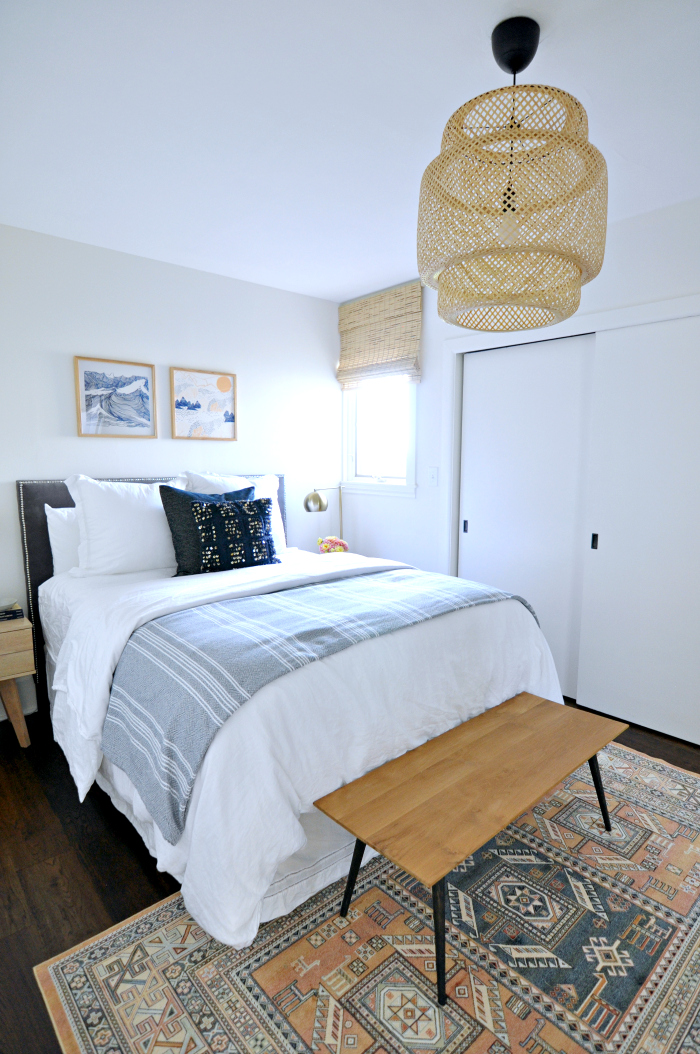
[[45, 505, 81, 575], [185, 473, 253, 492], [65, 474, 177, 576], [185, 471, 287, 554], [167, 474, 190, 491]]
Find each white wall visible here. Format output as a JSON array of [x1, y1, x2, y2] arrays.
[[0, 223, 341, 715], [578, 197, 700, 315], [346, 197, 700, 573], [342, 292, 459, 573]]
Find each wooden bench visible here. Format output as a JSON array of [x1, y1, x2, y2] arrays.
[[315, 692, 627, 1006]]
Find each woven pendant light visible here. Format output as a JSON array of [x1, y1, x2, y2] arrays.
[[417, 17, 607, 332]]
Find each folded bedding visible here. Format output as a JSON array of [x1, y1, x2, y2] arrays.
[[48, 550, 417, 793], [102, 569, 537, 843], [41, 548, 562, 946]]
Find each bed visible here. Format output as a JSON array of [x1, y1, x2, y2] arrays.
[[16, 476, 562, 948]]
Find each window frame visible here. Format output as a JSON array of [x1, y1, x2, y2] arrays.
[[342, 378, 417, 497]]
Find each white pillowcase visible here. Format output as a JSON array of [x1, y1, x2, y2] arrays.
[[65, 475, 177, 576], [185, 471, 287, 555], [45, 505, 81, 575]]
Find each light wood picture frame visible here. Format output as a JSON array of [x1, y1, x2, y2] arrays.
[[74, 356, 157, 438], [170, 368, 237, 441]]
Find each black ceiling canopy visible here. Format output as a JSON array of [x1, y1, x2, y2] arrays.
[[491, 16, 540, 77]]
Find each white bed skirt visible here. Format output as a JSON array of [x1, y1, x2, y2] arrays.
[[96, 761, 378, 923]]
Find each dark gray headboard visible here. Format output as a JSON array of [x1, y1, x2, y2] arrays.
[[16, 475, 286, 707]]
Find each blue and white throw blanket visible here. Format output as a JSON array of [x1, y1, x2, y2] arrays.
[[101, 568, 536, 844]]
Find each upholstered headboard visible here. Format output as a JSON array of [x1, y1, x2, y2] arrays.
[[16, 475, 286, 706]]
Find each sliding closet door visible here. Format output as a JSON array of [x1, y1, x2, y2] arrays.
[[577, 315, 700, 742], [458, 334, 593, 697]]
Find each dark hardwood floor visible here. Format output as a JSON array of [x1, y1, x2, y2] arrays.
[[2, 701, 700, 1053], [0, 709, 179, 1054]]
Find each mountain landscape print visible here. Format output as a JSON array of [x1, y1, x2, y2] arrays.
[[75, 357, 157, 437], [171, 368, 237, 440]]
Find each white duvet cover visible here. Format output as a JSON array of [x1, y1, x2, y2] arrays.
[[40, 549, 562, 946]]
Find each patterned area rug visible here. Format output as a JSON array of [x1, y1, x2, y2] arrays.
[[35, 744, 700, 1054]]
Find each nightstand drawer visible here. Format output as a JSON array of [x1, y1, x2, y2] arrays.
[[0, 650, 35, 680], [0, 628, 33, 656]]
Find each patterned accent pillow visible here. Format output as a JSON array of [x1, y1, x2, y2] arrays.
[[160, 484, 255, 576], [190, 498, 279, 573]]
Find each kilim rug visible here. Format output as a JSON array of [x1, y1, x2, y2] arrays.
[[35, 744, 700, 1054]]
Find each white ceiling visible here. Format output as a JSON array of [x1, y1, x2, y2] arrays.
[[0, 0, 697, 302]]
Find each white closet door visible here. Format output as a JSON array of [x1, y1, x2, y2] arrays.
[[577, 315, 700, 742], [458, 334, 593, 697]]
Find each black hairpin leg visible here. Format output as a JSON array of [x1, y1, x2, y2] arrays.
[[588, 753, 612, 832], [432, 877, 447, 1006], [340, 839, 366, 917]]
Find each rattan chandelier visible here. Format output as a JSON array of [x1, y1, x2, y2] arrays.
[[417, 16, 607, 332]]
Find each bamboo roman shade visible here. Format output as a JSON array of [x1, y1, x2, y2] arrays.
[[337, 281, 422, 388]]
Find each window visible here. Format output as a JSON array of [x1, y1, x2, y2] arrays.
[[344, 375, 416, 493]]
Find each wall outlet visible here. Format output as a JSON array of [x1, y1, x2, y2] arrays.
[[428, 466, 439, 486]]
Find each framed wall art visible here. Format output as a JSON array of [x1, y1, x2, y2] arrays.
[[74, 356, 157, 438], [170, 367, 237, 441]]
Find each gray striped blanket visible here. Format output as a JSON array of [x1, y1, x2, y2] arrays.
[[101, 568, 536, 844]]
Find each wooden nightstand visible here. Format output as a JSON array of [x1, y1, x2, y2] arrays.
[[0, 617, 35, 747]]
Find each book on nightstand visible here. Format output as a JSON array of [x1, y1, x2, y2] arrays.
[[0, 600, 24, 623]]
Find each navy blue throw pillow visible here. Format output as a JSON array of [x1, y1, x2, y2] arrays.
[[189, 498, 279, 572], [160, 484, 255, 576]]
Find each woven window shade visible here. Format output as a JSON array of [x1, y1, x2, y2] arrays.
[[337, 281, 422, 389]]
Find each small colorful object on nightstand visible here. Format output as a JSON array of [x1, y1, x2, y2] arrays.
[[317, 536, 349, 554]]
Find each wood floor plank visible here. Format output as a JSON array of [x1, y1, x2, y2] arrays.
[[3, 821, 71, 873], [0, 712, 180, 1051], [0, 925, 61, 1054], [0, 751, 58, 846], [17, 850, 114, 960], [70, 785, 180, 924], [16, 715, 179, 924], [0, 848, 32, 939]]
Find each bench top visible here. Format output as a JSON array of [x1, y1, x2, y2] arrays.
[[314, 693, 627, 887]]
